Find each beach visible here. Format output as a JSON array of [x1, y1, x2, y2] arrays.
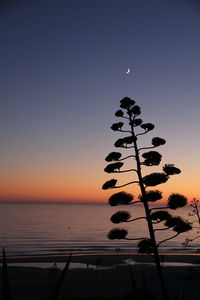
[[1, 253, 200, 300], [1, 203, 200, 299]]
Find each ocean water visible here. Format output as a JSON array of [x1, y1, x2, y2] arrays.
[[0, 203, 199, 256]]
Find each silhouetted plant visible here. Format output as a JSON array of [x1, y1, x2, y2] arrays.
[[151, 211, 171, 222], [163, 164, 181, 175], [108, 191, 134, 206], [102, 179, 117, 190], [189, 198, 200, 225], [182, 198, 200, 247], [48, 262, 60, 295], [139, 190, 162, 202], [167, 194, 187, 209], [110, 211, 131, 223], [142, 151, 162, 166], [2, 248, 14, 300], [138, 239, 154, 254], [143, 173, 169, 186], [51, 253, 72, 300], [108, 228, 128, 240], [105, 151, 122, 162], [104, 162, 124, 173], [102, 97, 192, 300]]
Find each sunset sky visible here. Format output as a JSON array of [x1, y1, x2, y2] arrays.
[[0, 0, 200, 204]]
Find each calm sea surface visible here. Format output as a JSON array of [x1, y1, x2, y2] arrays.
[[0, 203, 199, 256]]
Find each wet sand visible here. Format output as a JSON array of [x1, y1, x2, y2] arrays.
[[1, 251, 200, 265]]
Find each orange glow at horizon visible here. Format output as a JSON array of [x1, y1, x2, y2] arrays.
[[0, 169, 198, 204], [0, 142, 199, 204], [1, 0, 200, 209]]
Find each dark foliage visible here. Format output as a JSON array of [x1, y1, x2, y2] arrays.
[[143, 173, 168, 186], [164, 216, 183, 228], [114, 138, 124, 147], [138, 239, 154, 254], [140, 190, 163, 202], [110, 211, 131, 223], [164, 216, 192, 233], [129, 118, 143, 127], [163, 164, 181, 175], [167, 193, 187, 209], [107, 228, 128, 239], [173, 220, 192, 234], [152, 137, 166, 147], [151, 211, 172, 222], [108, 191, 134, 206], [142, 151, 162, 166], [123, 136, 135, 145], [140, 123, 155, 132], [130, 105, 141, 115], [102, 179, 117, 190], [110, 122, 124, 131], [115, 109, 124, 117], [120, 97, 135, 109], [105, 152, 122, 162], [104, 162, 124, 173], [115, 136, 134, 147]]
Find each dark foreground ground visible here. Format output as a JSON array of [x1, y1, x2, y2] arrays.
[[1, 253, 200, 300]]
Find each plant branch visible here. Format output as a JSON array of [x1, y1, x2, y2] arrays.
[[126, 216, 146, 222], [150, 206, 169, 211], [117, 145, 135, 149], [136, 132, 146, 137], [127, 109, 169, 300], [112, 169, 137, 173], [121, 116, 129, 120], [124, 237, 147, 241], [152, 221, 163, 224], [117, 129, 132, 133], [154, 227, 170, 232], [138, 146, 155, 152], [115, 181, 139, 188], [189, 236, 200, 242], [157, 233, 179, 247], [191, 220, 200, 224], [118, 155, 136, 161], [129, 200, 142, 205]]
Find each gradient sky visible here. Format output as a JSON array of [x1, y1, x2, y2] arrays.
[[0, 0, 200, 203]]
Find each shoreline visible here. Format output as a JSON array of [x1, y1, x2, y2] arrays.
[[1, 253, 200, 299], [1, 252, 200, 265]]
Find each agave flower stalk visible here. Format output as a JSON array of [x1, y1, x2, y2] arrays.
[[102, 97, 192, 300]]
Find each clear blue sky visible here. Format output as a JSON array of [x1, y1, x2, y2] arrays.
[[0, 0, 200, 202]]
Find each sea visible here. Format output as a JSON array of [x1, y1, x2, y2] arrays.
[[0, 202, 199, 257]]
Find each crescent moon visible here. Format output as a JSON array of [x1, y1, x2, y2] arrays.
[[126, 68, 131, 74]]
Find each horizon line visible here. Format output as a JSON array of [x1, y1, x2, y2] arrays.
[[0, 200, 107, 205]]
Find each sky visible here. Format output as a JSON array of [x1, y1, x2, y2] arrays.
[[0, 0, 200, 204]]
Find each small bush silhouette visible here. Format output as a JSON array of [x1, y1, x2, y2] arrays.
[[183, 198, 200, 247]]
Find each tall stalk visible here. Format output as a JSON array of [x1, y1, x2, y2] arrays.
[[103, 97, 192, 300], [128, 108, 169, 300]]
